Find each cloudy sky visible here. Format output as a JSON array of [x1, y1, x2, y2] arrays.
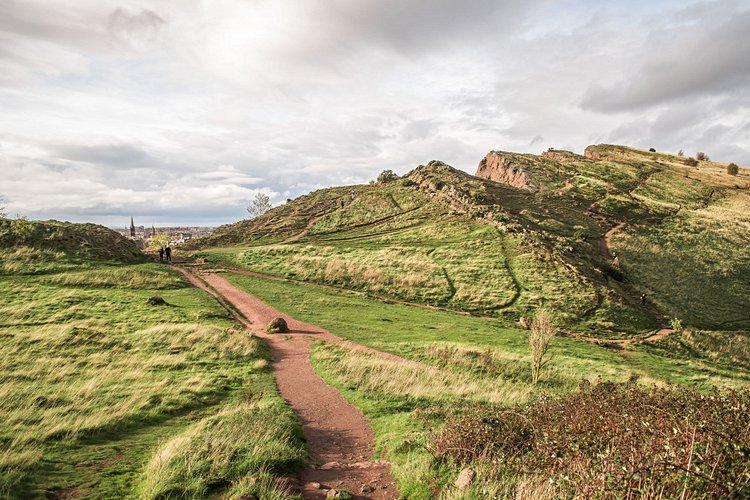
[[1, 0, 748, 226]]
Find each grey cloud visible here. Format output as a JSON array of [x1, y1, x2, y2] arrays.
[[108, 8, 165, 47], [528, 135, 544, 146], [581, 6, 750, 112], [324, 0, 538, 55], [50, 143, 163, 169]]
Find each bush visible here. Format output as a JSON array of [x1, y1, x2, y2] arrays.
[[696, 152, 707, 161], [147, 296, 168, 306], [728, 163, 739, 176], [649, 147, 656, 152], [376, 169, 399, 183], [677, 149, 684, 157], [432, 383, 750, 498], [684, 157, 698, 167], [529, 310, 556, 384], [670, 317, 683, 331]]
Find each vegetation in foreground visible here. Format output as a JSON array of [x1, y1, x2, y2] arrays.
[[0, 221, 305, 499], [433, 383, 750, 498], [225, 271, 750, 498]]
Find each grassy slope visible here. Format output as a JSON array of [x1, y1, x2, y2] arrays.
[[0, 221, 304, 499], [223, 271, 750, 498], [192, 145, 750, 337]]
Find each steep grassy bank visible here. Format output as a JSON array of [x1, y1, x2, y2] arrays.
[[192, 144, 750, 337]]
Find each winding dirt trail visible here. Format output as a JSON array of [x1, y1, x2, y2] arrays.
[[285, 213, 328, 243], [174, 267, 399, 499], [599, 222, 626, 259]]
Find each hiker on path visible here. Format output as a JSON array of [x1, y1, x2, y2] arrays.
[[612, 252, 619, 265], [165, 245, 172, 262], [340, 200, 344, 209], [640, 293, 646, 305], [158, 247, 164, 262], [350, 190, 355, 200]]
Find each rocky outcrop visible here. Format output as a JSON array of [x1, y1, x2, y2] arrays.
[[583, 146, 601, 160], [475, 151, 536, 191]]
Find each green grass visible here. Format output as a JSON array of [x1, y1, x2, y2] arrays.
[[223, 270, 750, 497], [0, 259, 305, 499]]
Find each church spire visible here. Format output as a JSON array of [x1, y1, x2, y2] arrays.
[[130, 217, 135, 238]]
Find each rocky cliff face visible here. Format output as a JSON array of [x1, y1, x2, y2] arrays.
[[475, 151, 536, 191]]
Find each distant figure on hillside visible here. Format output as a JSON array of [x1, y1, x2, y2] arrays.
[[612, 252, 619, 265], [340, 200, 344, 208], [640, 293, 646, 305], [158, 247, 164, 262], [165, 245, 172, 262], [350, 190, 355, 200]]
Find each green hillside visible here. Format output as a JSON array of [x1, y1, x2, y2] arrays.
[[192, 145, 750, 336], [0, 219, 145, 274]]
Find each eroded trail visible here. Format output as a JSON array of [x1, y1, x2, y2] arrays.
[[175, 267, 398, 499]]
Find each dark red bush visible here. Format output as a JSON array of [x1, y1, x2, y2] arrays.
[[432, 383, 750, 497]]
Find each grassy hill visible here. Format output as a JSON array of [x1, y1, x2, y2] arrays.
[[192, 145, 750, 336], [0, 221, 304, 499], [0, 219, 145, 275]]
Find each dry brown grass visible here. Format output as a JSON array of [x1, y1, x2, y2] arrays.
[[313, 342, 533, 405]]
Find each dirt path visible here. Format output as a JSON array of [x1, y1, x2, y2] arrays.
[[174, 267, 399, 499], [599, 222, 626, 259], [565, 327, 673, 355], [285, 213, 328, 243]]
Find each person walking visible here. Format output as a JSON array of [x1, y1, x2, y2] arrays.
[[165, 245, 172, 262], [640, 293, 646, 305], [158, 247, 164, 262]]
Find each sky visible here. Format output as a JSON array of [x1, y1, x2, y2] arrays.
[[1, 0, 749, 226]]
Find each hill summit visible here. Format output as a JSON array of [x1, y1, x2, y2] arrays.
[[0, 219, 144, 274]]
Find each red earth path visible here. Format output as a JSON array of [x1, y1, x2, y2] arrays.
[[175, 267, 399, 499]]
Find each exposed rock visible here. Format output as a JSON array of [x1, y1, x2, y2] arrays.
[[318, 461, 341, 470], [475, 151, 536, 191], [307, 481, 322, 490], [583, 146, 601, 160], [325, 489, 341, 498], [147, 296, 168, 306], [361, 484, 374, 493], [267, 317, 289, 333], [455, 468, 475, 490]]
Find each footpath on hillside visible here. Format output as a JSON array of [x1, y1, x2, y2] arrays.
[[173, 264, 399, 500]]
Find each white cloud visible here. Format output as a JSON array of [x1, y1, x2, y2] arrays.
[[0, 0, 747, 226]]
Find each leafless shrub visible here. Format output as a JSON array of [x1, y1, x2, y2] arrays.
[[530, 310, 556, 384]]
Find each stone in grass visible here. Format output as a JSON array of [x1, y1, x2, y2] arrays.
[[267, 317, 289, 333], [326, 489, 353, 499], [147, 296, 168, 306], [455, 468, 475, 490]]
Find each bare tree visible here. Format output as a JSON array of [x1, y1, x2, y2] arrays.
[[247, 192, 272, 219], [530, 309, 557, 384], [0, 194, 7, 218]]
